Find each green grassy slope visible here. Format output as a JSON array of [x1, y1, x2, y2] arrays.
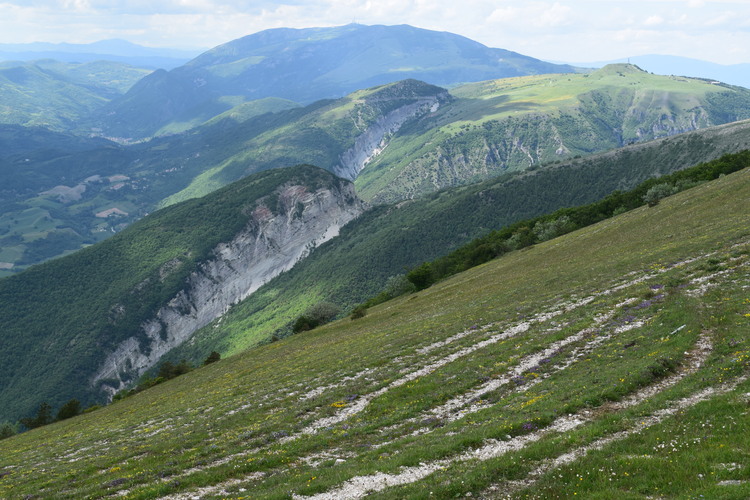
[[0, 165, 347, 423], [356, 64, 750, 203], [0, 60, 151, 130], [0, 165, 747, 499], [162, 65, 750, 208], [166, 131, 750, 363], [159, 79, 448, 207], [151, 96, 301, 137]]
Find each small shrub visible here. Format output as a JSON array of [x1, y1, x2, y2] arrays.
[[293, 302, 341, 333], [643, 183, 677, 207], [292, 315, 318, 333], [203, 351, 221, 365], [350, 304, 368, 320], [0, 421, 19, 440]]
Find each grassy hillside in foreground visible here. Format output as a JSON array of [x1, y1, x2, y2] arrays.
[[0, 165, 348, 423], [0, 166, 748, 499]]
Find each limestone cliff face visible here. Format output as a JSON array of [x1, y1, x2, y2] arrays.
[[332, 92, 448, 180], [92, 182, 364, 396]]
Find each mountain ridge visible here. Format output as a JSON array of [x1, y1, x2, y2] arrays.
[[0, 39, 202, 69], [93, 23, 580, 139], [569, 54, 750, 89]]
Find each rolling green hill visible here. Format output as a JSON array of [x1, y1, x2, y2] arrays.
[[0, 60, 151, 130], [0, 163, 747, 499], [146, 66, 750, 210], [356, 64, 750, 203], [0, 165, 358, 423]]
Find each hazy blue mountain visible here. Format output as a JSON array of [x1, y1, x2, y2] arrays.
[[96, 23, 581, 139], [570, 54, 750, 89], [0, 39, 203, 69]]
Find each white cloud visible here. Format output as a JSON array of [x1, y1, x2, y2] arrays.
[[0, 0, 748, 63]]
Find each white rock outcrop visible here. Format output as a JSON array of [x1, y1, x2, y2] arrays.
[[92, 181, 364, 396], [333, 94, 446, 180]]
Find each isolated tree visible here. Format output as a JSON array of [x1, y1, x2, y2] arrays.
[[407, 262, 435, 290], [306, 302, 341, 323], [384, 274, 416, 298], [293, 302, 342, 333], [158, 359, 193, 380]]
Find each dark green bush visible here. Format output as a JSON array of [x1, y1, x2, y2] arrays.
[[203, 351, 221, 365], [56, 399, 81, 421]]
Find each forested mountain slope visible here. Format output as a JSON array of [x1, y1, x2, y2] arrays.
[[0, 80, 442, 275], [0, 60, 151, 130], [0, 163, 747, 499], [0, 165, 363, 423]]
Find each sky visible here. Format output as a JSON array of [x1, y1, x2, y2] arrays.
[[0, 0, 749, 65]]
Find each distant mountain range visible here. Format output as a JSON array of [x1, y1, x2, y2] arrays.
[[0, 39, 202, 69], [94, 24, 581, 139], [571, 54, 750, 89]]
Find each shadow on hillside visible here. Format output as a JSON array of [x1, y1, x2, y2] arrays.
[[455, 95, 542, 122]]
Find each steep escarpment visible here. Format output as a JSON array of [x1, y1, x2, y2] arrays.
[[92, 181, 363, 396], [333, 91, 448, 180], [0, 165, 363, 422]]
